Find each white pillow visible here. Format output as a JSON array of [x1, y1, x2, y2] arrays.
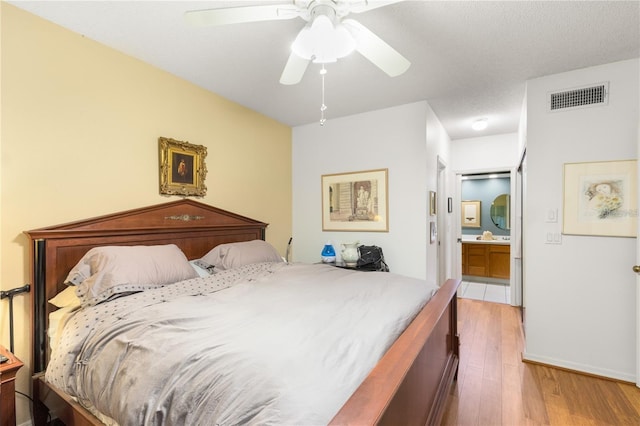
[[66, 244, 198, 307], [197, 240, 283, 271], [48, 286, 81, 309], [48, 305, 79, 351]]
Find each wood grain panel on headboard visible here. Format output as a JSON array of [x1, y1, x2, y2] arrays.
[[25, 199, 268, 373]]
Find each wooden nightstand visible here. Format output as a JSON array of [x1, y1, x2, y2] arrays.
[[0, 346, 23, 426]]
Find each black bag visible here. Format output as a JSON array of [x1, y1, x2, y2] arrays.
[[356, 245, 389, 272]]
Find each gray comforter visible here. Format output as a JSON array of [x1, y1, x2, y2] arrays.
[[46, 262, 437, 425]]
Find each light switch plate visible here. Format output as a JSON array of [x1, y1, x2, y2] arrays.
[[545, 229, 562, 244]]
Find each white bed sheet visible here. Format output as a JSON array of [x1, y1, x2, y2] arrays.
[[46, 262, 438, 425]]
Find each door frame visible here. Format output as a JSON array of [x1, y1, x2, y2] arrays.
[[513, 149, 527, 309], [636, 123, 640, 388], [437, 156, 448, 286], [454, 166, 521, 306]]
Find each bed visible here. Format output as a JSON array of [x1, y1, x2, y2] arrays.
[[26, 199, 460, 426]]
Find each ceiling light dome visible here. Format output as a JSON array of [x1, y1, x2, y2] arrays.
[[291, 10, 356, 63], [472, 118, 488, 131]]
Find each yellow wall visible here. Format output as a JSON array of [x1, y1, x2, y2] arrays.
[[0, 4, 292, 423]]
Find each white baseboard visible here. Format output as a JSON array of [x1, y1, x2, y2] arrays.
[[522, 351, 636, 383]]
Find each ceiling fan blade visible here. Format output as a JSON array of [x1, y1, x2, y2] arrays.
[[280, 52, 310, 85], [347, 0, 405, 14], [184, 4, 299, 27], [343, 19, 410, 77]]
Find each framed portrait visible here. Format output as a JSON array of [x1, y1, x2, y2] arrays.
[[429, 191, 437, 216], [159, 137, 207, 197], [322, 168, 388, 232], [563, 160, 637, 237], [461, 200, 481, 228]]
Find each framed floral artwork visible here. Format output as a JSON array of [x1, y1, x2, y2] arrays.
[[563, 159, 637, 237]]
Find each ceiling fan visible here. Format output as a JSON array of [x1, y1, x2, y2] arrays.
[[184, 0, 411, 85]]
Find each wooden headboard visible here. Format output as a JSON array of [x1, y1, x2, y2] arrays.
[[25, 199, 268, 373]]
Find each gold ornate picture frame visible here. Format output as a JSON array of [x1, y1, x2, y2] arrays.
[[159, 137, 207, 197]]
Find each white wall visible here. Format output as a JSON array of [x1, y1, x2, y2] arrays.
[[524, 58, 639, 381], [425, 104, 454, 283], [450, 132, 520, 172], [293, 101, 451, 284]]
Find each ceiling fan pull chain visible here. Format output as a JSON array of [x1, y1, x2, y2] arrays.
[[320, 64, 327, 126]]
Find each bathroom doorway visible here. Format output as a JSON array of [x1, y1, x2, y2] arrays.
[[455, 169, 520, 306]]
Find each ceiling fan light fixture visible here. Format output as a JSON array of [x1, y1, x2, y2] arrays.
[[291, 14, 356, 63]]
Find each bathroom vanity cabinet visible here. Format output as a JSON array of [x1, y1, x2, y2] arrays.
[[462, 242, 510, 279]]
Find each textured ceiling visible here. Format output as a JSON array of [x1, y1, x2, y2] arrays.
[[8, 0, 640, 140]]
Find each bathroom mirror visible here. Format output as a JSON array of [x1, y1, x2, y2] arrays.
[[490, 194, 510, 230]]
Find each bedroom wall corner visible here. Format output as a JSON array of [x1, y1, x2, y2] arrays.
[[1, 5, 292, 424]]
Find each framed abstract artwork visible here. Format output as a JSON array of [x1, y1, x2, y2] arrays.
[[563, 160, 637, 237]]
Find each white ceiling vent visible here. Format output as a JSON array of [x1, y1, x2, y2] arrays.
[[548, 82, 609, 112]]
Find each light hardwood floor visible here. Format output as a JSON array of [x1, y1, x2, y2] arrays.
[[441, 299, 640, 425]]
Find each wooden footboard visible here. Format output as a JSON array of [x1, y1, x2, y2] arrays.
[[330, 278, 460, 426]]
